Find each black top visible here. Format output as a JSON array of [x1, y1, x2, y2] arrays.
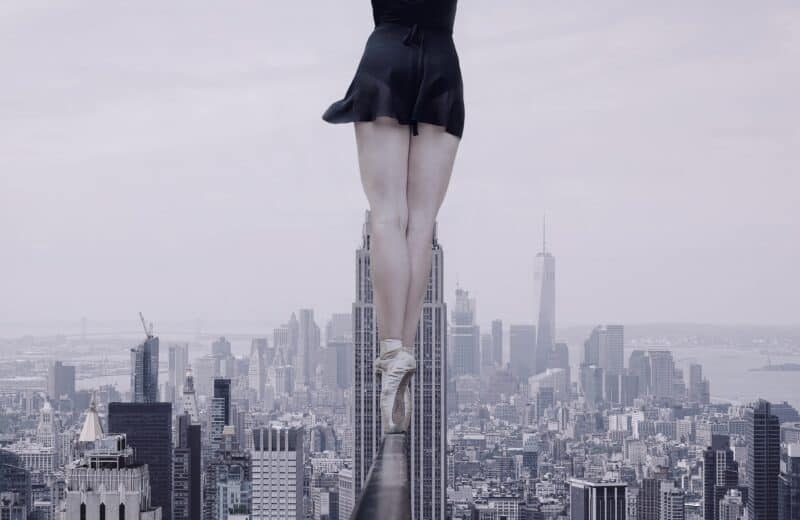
[[372, 0, 457, 32]]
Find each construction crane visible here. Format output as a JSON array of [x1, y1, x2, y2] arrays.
[[139, 312, 154, 339]]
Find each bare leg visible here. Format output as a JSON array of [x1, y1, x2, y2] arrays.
[[401, 123, 460, 347], [354, 117, 411, 342]]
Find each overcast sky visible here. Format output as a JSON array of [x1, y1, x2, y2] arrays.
[[1, 1, 799, 332]]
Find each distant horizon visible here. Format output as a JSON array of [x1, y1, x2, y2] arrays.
[[2, 318, 798, 341]]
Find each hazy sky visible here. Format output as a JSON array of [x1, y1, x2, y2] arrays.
[[2, 1, 799, 331]]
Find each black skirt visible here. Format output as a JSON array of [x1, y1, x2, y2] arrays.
[[322, 21, 465, 138]]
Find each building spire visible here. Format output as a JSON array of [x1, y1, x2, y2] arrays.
[[542, 214, 547, 254]]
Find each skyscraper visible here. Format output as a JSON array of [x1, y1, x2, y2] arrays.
[[62, 433, 161, 519], [779, 444, 800, 520], [450, 286, 480, 377], [660, 482, 685, 520], [509, 324, 536, 382], [637, 478, 661, 520], [533, 220, 556, 371], [569, 479, 626, 520], [352, 211, 447, 520], [703, 435, 738, 520], [251, 426, 303, 520], [248, 338, 269, 402], [173, 413, 201, 520], [648, 350, 675, 401], [746, 399, 780, 520], [585, 325, 624, 375], [628, 350, 651, 395], [296, 309, 321, 389], [47, 361, 75, 404], [131, 336, 160, 404], [168, 343, 189, 406], [108, 402, 173, 520], [491, 319, 503, 366], [182, 369, 200, 424]]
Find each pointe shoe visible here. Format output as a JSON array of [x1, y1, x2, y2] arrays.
[[374, 343, 416, 433]]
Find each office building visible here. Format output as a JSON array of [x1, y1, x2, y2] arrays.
[[61, 433, 161, 519], [703, 435, 738, 520], [569, 479, 626, 520], [509, 324, 536, 383], [251, 426, 303, 520], [47, 361, 75, 404], [491, 319, 503, 366], [746, 399, 780, 520], [779, 444, 800, 520], [109, 402, 173, 520], [173, 414, 201, 520], [451, 286, 480, 377], [131, 336, 160, 404]]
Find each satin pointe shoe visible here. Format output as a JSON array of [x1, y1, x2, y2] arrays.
[[374, 339, 416, 433]]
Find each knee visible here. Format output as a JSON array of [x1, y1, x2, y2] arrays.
[[371, 206, 408, 235], [406, 209, 436, 237]]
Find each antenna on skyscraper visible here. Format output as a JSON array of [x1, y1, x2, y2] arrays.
[[542, 214, 547, 254]]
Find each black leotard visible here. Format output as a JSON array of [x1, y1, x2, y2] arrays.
[[322, 0, 465, 138]]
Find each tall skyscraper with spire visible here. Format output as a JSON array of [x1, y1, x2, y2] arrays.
[[352, 210, 447, 520], [533, 217, 556, 375]]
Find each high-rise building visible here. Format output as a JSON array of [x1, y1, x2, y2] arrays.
[[638, 478, 661, 520], [210, 379, 232, 456], [660, 482, 685, 520], [0, 450, 31, 516], [585, 325, 624, 375], [703, 435, 738, 520], [249, 338, 270, 402], [779, 444, 800, 520], [47, 361, 75, 404], [629, 350, 651, 395], [108, 402, 173, 520], [168, 343, 189, 406], [61, 433, 161, 519], [509, 324, 536, 383], [352, 211, 447, 520], [451, 286, 480, 377], [251, 426, 303, 520], [533, 222, 556, 369], [131, 336, 160, 404], [173, 413, 201, 520], [569, 479, 626, 520], [719, 490, 744, 520], [648, 351, 675, 401], [296, 309, 321, 389], [491, 319, 503, 366], [326, 313, 353, 344], [746, 399, 780, 520], [209, 426, 251, 520], [326, 313, 354, 390], [182, 369, 200, 424], [579, 365, 604, 408]]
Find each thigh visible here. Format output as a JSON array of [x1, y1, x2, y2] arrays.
[[407, 123, 460, 221], [354, 117, 411, 212]]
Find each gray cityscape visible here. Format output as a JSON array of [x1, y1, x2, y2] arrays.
[[1, 212, 799, 519]]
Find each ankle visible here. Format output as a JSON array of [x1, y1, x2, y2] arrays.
[[379, 338, 403, 356]]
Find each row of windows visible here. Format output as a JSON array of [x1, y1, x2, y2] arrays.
[[79, 503, 125, 520]]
